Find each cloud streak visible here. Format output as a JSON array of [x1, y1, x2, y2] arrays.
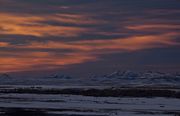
[[0, 13, 98, 37], [0, 0, 180, 74], [0, 32, 179, 72]]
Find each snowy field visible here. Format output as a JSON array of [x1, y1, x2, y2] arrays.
[[0, 85, 179, 116], [0, 71, 180, 116], [0, 93, 180, 116]]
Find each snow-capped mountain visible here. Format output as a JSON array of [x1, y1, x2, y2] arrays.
[[99, 70, 179, 80], [48, 73, 73, 79], [104, 70, 140, 79], [0, 71, 180, 87], [89, 70, 180, 86]]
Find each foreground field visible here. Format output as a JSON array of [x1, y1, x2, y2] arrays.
[[0, 86, 180, 116], [0, 71, 180, 115]]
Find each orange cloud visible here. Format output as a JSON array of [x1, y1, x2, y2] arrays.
[[0, 13, 96, 37], [0, 11, 179, 73], [0, 42, 10, 47], [0, 32, 178, 73], [51, 13, 103, 25], [70, 32, 179, 53], [13, 32, 178, 52], [126, 24, 180, 31], [0, 51, 95, 72]]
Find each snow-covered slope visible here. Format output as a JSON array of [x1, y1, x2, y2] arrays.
[[89, 71, 180, 87], [0, 71, 180, 87]]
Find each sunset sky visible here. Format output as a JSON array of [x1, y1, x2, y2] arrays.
[[0, 0, 180, 77]]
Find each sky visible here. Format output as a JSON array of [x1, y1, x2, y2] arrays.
[[0, 0, 180, 77]]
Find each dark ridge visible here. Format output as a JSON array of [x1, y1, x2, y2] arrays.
[[0, 87, 180, 98], [0, 108, 108, 116], [2, 108, 46, 116], [0, 107, 179, 116]]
